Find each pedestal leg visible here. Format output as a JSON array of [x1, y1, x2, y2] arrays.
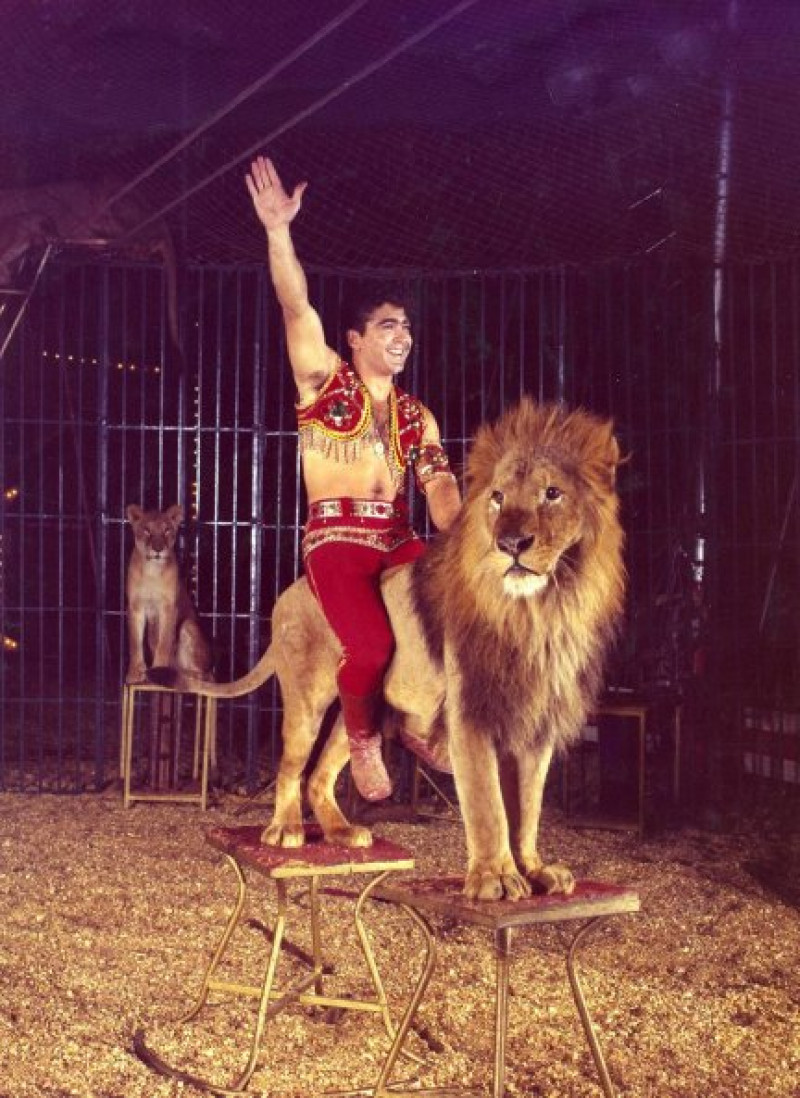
[[492, 927, 511, 1098], [366, 903, 438, 1098], [179, 853, 248, 1024], [230, 878, 289, 1092], [566, 917, 617, 1098]]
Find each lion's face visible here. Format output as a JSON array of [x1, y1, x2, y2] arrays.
[[452, 399, 621, 613], [126, 503, 183, 563], [476, 451, 586, 599]]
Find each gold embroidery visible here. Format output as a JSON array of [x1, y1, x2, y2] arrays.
[[307, 500, 401, 521], [299, 382, 407, 489], [296, 363, 438, 497], [302, 526, 416, 558], [419, 470, 458, 494], [414, 442, 455, 492]]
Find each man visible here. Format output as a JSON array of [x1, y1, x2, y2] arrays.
[[246, 156, 461, 801]]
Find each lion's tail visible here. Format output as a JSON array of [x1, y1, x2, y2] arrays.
[[147, 646, 277, 698]]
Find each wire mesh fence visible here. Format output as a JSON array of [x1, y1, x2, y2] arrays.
[[1, 253, 797, 824]]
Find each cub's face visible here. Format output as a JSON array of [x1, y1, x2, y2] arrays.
[[479, 453, 585, 599], [126, 504, 183, 564]]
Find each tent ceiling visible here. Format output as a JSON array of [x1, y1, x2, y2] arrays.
[[3, 0, 800, 270]]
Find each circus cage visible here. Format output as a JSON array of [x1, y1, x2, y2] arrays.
[[2, 251, 798, 827], [0, 242, 794, 1098], [2, 243, 799, 1098]]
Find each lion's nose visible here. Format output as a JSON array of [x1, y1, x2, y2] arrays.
[[497, 532, 535, 557]]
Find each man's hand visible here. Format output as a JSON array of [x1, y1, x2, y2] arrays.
[[246, 156, 308, 232]]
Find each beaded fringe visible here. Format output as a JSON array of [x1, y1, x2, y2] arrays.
[[299, 428, 365, 463]]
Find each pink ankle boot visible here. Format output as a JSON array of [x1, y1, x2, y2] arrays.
[[347, 733, 393, 801]]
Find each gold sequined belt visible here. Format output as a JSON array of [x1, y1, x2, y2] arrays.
[[307, 498, 405, 521]]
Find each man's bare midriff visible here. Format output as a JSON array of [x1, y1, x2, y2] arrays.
[[302, 449, 399, 503]]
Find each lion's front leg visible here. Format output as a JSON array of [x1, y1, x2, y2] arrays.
[[516, 744, 575, 895], [449, 717, 529, 902], [306, 715, 373, 848], [126, 607, 148, 684]]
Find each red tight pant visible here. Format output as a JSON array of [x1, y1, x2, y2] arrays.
[[305, 535, 424, 702]]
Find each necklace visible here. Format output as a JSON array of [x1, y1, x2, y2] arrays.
[[371, 395, 391, 456]]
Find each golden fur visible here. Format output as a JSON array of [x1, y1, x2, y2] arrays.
[[125, 504, 213, 686], [171, 399, 625, 901]]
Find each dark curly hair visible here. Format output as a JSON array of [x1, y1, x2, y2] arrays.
[[341, 282, 415, 336]]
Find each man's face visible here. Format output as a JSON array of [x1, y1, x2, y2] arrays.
[[348, 303, 412, 378]]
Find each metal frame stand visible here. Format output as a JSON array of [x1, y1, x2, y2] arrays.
[[564, 700, 682, 836], [134, 825, 429, 1096], [410, 760, 460, 823], [121, 682, 217, 810], [373, 876, 641, 1098]]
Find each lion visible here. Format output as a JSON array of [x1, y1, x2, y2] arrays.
[[164, 399, 625, 901], [125, 504, 213, 686]]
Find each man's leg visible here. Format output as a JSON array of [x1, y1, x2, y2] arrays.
[[305, 542, 399, 801], [380, 537, 451, 771]]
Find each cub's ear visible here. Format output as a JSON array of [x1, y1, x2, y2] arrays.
[[126, 504, 143, 523], [165, 503, 184, 524]]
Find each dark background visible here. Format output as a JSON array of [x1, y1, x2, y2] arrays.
[[3, 0, 800, 270]]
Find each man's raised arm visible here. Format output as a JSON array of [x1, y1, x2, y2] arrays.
[[246, 156, 338, 399]]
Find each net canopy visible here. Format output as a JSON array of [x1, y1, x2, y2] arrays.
[[3, 0, 800, 272]]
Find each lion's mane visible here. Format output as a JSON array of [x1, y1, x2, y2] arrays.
[[411, 398, 625, 757]]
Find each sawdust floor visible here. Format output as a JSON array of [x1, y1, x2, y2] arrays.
[[0, 788, 798, 1098]]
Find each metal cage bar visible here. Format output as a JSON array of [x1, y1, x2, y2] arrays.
[[0, 255, 797, 819]]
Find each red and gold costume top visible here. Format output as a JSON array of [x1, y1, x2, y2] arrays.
[[296, 359, 453, 493]]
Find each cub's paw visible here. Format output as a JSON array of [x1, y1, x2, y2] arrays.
[[260, 822, 306, 848], [125, 665, 147, 685], [464, 863, 531, 902], [323, 824, 373, 849], [530, 862, 575, 895]]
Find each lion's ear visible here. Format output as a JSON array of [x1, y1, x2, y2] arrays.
[[126, 504, 143, 524], [593, 422, 621, 487], [606, 430, 620, 477], [165, 503, 184, 525]]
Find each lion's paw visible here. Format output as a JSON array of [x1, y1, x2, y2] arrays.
[[323, 824, 373, 849], [531, 862, 575, 895], [464, 866, 531, 903], [125, 666, 147, 686], [260, 823, 305, 848]]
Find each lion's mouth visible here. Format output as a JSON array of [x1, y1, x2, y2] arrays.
[[503, 563, 549, 598], [505, 561, 536, 578]]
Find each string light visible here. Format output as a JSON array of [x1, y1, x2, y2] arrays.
[[0, 508, 17, 651], [41, 350, 161, 374]]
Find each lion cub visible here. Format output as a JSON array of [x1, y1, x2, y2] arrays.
[[125, 503, 213, 687]]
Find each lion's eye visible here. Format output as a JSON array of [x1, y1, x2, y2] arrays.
[[489, 490, 504, 512], [544, 486, 563, 502]]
